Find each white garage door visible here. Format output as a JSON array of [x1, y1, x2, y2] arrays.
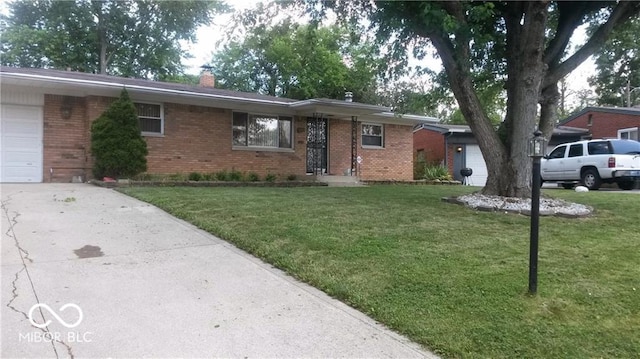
[[465, 144, 488, 186], [1, 105, 43, 182]]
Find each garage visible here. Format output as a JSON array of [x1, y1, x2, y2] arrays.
[[464, 144, 488, 186], [1, 104, 43, 182]]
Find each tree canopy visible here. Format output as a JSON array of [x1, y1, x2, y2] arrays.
[[308, 1, 640, 197], [210, 19, 383, 102], [1, 0, 226, 79], [589, 17, 640, 107]]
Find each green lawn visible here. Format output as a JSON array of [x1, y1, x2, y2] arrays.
[[119, 185, 640, 358]]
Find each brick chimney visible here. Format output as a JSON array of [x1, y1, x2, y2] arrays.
[[199, 70, 215, 88]]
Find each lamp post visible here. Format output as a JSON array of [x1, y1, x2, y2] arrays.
[[528, 130, 546, 295]]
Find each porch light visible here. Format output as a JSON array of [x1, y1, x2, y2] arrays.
[[528, 130, 546, 158]]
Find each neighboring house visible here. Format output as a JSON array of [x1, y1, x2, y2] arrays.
[[413, 123, 590, 186], [0, 67, 438, 183], [559, 106, 640, 141]]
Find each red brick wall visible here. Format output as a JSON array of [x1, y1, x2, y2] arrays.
[[42, 94, 413, 182], [43, 95, 89, 182], [413, 129, 445, 165], [328, 119, 353, 176], [144, 103, 306, 177], [327, 120, 413, 180], [564, 111, 640, 139], [360, 123, 413, 180]]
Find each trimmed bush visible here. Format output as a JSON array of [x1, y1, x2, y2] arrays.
[[188, 172, 202, 181], [265, 173, 277, 182], [215, 170, 228, 181], [247, 172, 260, 182], [91, 89, 148, 179], [228, 169, 243, 181], [287, 174, 297, 181]]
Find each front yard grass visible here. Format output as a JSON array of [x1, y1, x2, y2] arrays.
[[119, 186, 640, 358]]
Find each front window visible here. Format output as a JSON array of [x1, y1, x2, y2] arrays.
[[135, 103, 163, 135], [362, 123, 384, 147], [233, 112, 293, 149]]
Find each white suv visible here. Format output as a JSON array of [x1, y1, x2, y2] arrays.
[[541, 139, 640, 190]]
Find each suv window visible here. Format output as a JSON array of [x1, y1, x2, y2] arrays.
[[548, 145, 566, 159], [587, 141, 611, 155], [568, 144, 583, 157], [610, 139, 640, 154]]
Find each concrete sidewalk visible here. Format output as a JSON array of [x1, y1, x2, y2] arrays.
[[1, 184, 436, 358]]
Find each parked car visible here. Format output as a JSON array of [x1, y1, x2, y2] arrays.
[[541, 139, 640, 190]]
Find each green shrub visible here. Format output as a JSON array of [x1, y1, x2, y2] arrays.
[[90, 89, 148, 179], [265, 173, 277, 182], [287, 174, 297, 181], [229, 169, 243, 181], [423, 165, 452, 181], [202, 173, 214, 181], [247, 172, 260, 182], [188, 172, 202, 181], [134, 173, 153, 181], [168, 173, 186, 181], [215, 170, 228, 181]]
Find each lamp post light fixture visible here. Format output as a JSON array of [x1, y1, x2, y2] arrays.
[[528, 130, 546, 295]]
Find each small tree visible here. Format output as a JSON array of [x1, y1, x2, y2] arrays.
[[91, 89, 148, 179]]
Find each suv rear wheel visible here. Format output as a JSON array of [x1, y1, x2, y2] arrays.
[[581, 169, 601, 190]]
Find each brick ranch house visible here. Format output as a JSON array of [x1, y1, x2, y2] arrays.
[[413, 123, 590, 185], [558, 106, 640, 141], [0, 66, 438, 183]]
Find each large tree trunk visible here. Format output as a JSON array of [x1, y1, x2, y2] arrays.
[[433, 2, 549, 198]]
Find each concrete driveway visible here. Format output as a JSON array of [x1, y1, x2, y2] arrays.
[[1, 184, 436, 358]]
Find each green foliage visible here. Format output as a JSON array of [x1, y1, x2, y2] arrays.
[[214, 170, 228, 181], [247, 172, 260, 182], [589, 17, 640, 107], [211, 15, 383, 102], [1, 0, 226, 78], [188, 172, 202, 181], [423, 165, 452, 181], [202, 173, 214, 181], [414, 155, 451, 181], [228, 169, 243, 181], [90, 89, 148, 179], [168, 173, 187, 181], [265, 173, 277, 182], [287, 174, 297, 181]]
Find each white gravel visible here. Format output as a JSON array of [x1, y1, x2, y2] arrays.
[[456, 193, 592, 217]]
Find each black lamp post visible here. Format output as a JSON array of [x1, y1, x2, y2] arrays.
[[528, 130, 546, 295]]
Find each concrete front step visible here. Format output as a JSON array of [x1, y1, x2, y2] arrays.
[[315, 175, 363, 187]]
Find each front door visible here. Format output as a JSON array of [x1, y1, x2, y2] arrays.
[[306, 117, 328, 174]]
